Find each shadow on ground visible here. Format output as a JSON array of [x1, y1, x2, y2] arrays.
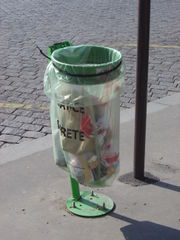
[[119, 172, 180, 193], [155, 181, 180, 193], [110, 212, 180, 240]]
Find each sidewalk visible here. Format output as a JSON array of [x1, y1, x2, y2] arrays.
[[0, 93, 180, 240]]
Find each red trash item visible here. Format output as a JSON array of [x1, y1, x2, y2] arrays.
[[80, 113, 93, 138], [105, 152, 119, 164]]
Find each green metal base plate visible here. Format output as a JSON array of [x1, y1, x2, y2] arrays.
[[66, 191, 114, 217]]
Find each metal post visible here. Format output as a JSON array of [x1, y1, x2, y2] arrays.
[[134, 0, 151, 180], [70, 175, 80, 201]]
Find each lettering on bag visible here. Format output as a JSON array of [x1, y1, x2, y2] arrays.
[[57, 104, 88, 142], [57, 104, 85, 114], [57, 120, 85, 141]]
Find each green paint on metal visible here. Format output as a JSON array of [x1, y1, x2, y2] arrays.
[[66, 191, 114, 217], [51, 45, 123, 85], [46, 41, 115, 218], [47, 41, 72, 62], [70, 176, 80, 201]]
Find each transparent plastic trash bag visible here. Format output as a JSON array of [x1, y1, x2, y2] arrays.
[[44, 45, 125, 187]]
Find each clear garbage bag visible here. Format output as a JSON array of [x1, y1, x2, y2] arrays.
[[44, 45, 125, 187]]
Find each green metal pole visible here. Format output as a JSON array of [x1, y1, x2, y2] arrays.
[[70, 175, 80, 201]]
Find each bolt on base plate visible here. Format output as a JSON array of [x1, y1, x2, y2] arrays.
[[66, 191, 114, 217]]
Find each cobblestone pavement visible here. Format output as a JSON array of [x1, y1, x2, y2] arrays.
[[0, 0, 180, 148]]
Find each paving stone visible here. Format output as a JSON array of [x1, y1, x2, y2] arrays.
[[13, 109, 33, 117], [167, 87, 180, 92], [1, 120, 22, 128], [0, 85, 17, 91], [36, 96, 50, 103], [23, 131, 45, 139], [16, 87, 35, 94], [32, 112, 50, 120], [18, 137, 33, 143], [0, 134, 21, 143], [14, 116, 34, 124], [174, 81, 180, 88], [150, 85, 167, 91], [7, 97, 25, 103], [1, 143, 15, 148], [0, 108, 15, 114], [120, 102, 134, 108], [32, 118, 50, 127], [0, 95, 8, 101], [22, 99, 37, 104], [19, 93, 38, 100], [0, 113, 16, 121], [0, 75, 8, 81], [151, 89, 168, 95], [2, 127, 25, 136], [5, 91, 22, 98], [20, 123, 42, 131], [41, 127, 52, 134], [129, 98, 135, 104], [159, 81, 174, 87], [10, 81, 27, 88], [120, 96, 131, 103], [169, 62, 180, 72], [151, 92, 167, 99], [0, 126, 5, 133]]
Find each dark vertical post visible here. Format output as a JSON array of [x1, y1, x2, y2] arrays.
[[134, 0, 151, 179]]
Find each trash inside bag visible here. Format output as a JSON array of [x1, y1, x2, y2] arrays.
[[44, 45, 125, 187]]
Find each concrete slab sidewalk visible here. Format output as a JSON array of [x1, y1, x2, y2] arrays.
[[0, 94, 180, 240]]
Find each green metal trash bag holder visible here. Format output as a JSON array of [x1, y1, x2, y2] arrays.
[[67, 175, 114, 217], [47, 42, 115, 218]]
